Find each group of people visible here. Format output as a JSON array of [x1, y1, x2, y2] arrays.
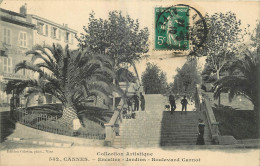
[[168, 94, 205, 145], [168, 94, 188, 114], [127, 92, 145, 112]]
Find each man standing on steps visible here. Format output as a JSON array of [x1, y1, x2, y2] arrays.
[[181, 96, 188, 114], [169, 93, 176, 114], [140, 92, 145, 111], [132, 92, 139, 111]]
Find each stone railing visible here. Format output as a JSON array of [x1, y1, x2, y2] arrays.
[[195, 85, 220, 144], [11, 107, 106, 140], [104, 99, 125, 146]]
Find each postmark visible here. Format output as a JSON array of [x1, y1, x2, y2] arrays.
[[155, 4, 207, 55]]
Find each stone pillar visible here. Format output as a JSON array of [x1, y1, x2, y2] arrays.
[[211, 122, 220, 144], [104, 124, 115, 146]]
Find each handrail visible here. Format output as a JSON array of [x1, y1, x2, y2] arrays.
[[195, 85, 220, 144], [104, 99, 125, 144], [108, 109, 120, 125]]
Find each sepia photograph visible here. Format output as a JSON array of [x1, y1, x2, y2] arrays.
[[0, 0, 259, 165]]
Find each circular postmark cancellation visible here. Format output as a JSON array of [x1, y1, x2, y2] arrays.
[[155, 4, 207, 56]]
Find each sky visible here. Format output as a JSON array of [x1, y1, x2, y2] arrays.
[[1, 0, 259, 83]]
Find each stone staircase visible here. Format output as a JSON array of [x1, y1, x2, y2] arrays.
[[113, 94, 212, 148]]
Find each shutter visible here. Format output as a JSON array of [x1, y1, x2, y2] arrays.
[[71, 34, 73, 44], [19, 32, 22, 46], [7, 29, 10, 44], [3, 28, 6, 43], [58, 29, 61, 40], [45, 25, 48, 36], [24, 33, 27, 47], [51, 27, 54, 38], [37, 22, 40, 33]]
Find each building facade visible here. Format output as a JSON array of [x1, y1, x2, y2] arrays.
[[0, 4, 78, 105], [0, 8, 35, 105], [27, 14, 77, 50]]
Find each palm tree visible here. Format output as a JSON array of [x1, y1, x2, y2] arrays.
[[213, 47, 259, 112], [5, 44, 119, 129]]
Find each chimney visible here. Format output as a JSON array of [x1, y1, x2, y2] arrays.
[[20, 3, 27, 15]]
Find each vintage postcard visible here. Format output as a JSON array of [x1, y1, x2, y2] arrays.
[[0, 0, 259, 166]]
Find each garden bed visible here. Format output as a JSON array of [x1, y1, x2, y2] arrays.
[[213, 106, 259, 139]]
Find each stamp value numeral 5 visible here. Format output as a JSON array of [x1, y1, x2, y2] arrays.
[[157, 36, 166, 45]]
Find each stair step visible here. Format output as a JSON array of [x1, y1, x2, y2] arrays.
[[111, 94, 211, 147]]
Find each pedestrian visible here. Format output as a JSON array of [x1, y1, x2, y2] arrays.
[[132, 92, 139, 111], [181, 96, 188, 114], [140, 92, 145, 111], [169, 93, 176, 114], [196, 119, 205, 145], [127, 97, 133, 113]]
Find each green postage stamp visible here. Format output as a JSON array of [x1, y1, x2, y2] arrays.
[[155, 7, 189, 50]]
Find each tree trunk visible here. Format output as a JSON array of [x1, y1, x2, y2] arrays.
[[112, 78, 116, 110], [60, 104, 81, 130], [216, 70, 221, 106], [132, 63, 141, 86]]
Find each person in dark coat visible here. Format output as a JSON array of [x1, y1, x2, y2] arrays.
[[140, 92, 145, 111], [196, 119, 205, 145], [181, 96, 188, 114], [169, 94, 176, 114], [127, 97, 133, 112], [132, 92, 139, 111]]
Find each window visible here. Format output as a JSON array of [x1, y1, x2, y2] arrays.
[[3, 57, 12, 73], [2, 28, 11, 45], [53, 28, 57, 38], [19, 32, 27, 47], [51, 27, 57, 39], [37, 22, 44, 35], [51, 27, 61, 40], [45, 25, 48, 36], [65, 32, 70, 42]]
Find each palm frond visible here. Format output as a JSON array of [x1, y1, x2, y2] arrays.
[[15, 61, 43, 74], [5, 79, 38, 94]]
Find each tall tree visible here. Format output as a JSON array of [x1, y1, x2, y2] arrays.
[[77, 11, 149, 78], [141, 63, 168, 94], [214, 21, 260, 112], [199, 12, 242, 105], [5, 44, 117, 129], [77, 11, 149, 109], [171, 58, 200, 95]]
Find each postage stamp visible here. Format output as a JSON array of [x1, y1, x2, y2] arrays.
[[155, 6, 190, 50], [155, 4, 208, 54]]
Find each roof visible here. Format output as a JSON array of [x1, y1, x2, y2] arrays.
[[0, 10, 35, 29], [30, 14, 77, 34], [0, 8, 26, 18], [0, 8, 77, 34]]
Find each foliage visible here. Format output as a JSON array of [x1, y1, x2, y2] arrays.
[[200, 12, 242, 81], [171, 58, 201, 95], [214, 21, 260, 111], [5, 44, 119, 123], [141, 63, 168, 94], [77, 11, 149, 83]]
